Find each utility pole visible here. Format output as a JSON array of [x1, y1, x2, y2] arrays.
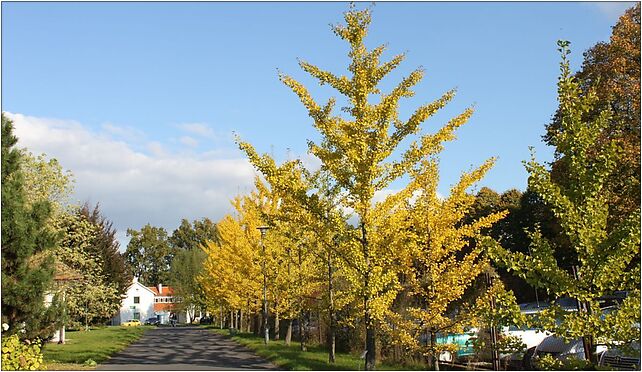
[[257, 226, 270, 345]]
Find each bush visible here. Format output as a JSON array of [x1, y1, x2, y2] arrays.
[[1, 334, 44, 371], [534, 354, 593, 370]]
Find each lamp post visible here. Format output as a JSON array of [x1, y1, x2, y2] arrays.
[[257, 226, 270, 345], [485, 270, 500, 371]]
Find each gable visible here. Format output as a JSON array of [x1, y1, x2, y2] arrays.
[[126, 281, 157, 297]]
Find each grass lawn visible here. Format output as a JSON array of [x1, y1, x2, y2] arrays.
[[42, 325, 151, 370], [208, 328, 426, 371]]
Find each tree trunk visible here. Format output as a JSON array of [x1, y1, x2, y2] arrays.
[[328, 325, 336, 364], [318, 309, 322, 345], [240, 309, 244, 331], [274, 311, 280, 340], [430, 330, 440, 371], [297, 245, 307, 352], [362, 222, 376, 371], [230, 310, 235, 329], [328, 252, 336, 363], [285, 319, 293, 346], [299, 313, 307, 351], [285, 247, 292, 346], [365, 309, 376, 371], [253, 313, 259, 336], [220, 306, 223, 329]]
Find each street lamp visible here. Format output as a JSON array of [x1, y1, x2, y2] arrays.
[[257, 226, 270, 345]]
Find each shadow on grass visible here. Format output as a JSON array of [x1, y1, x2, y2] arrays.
[[43, 326, 150, 364], [212, 331, 360, 371], [213, 330, 426, 371]]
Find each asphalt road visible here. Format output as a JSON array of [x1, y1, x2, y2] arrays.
[[97, 326, 278, 370]]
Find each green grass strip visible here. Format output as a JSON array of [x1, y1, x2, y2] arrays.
[[42, 325, 151, 367], [208, 328, 425, 371]]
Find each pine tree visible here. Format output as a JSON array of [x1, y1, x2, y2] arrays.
[[1, 113, 60, 340]]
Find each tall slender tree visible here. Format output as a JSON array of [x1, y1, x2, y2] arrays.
[[545, 4, 640, 226], [80, 203, 132, 296], [489, 41, 641, 366], [240, 7, 473, 369]]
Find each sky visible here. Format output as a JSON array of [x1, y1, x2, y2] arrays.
[[2, 1, 635, 249]]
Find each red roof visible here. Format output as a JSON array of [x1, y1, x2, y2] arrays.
[[154, 303, 176, 312], [147, 286, 175, 296]]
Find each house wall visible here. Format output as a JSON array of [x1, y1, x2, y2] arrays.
[[113, 280, 155, 325]]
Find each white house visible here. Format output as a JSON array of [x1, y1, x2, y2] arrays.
[[112, 277, 184, 325], [112, 277, 156, 325]]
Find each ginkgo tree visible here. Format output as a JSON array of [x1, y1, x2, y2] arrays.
[[200, 176, 320, 342], [379, 158, 508, 369], [200, 193, 264, 331], [488, 41, 641, 366], [239, 6, 485, 370]]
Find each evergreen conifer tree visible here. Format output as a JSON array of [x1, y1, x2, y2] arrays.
[[1, 113, 60, 340]]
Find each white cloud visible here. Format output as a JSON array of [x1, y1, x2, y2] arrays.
[[593, 2, 635, 20], [373, 188, 400, 205], [179, 136, 199, 148], [147, 141, 167, 157], [178, 122, 216, 139], [101, 123, 145, 141], [7, 112, 256, 250]]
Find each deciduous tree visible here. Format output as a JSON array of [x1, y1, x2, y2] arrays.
[[380, 159, 506, 369], [240, 7, 475, 369], [124, 224, 173, 286], [546, 4, 640, 226], [489, 41, 641, 366]]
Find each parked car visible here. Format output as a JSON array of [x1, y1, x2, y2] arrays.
[[122, 319, 141, 327], [530, 334, 608, 367], [502, 303, 552, 367], [598, 341, 640, 370], [507, 303, 551, 347], [199, 316, 213, 325], [432, 328, 478, 363], [144, 317, 160, 326], [526, 305, 631, 369]]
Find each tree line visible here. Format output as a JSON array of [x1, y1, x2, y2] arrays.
[[198, 5, 640, 371], [1, 116, 219, 336]]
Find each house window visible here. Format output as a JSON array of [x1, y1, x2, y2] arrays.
[[134, 296, 140, 304], [133, 312, 140, 320]]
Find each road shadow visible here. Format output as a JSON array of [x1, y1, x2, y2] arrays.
[[98, 326, 278, 370]]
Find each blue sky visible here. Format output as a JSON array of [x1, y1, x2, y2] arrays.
[[2, 1, 634, 247]]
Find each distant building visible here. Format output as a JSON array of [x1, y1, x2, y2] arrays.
[[111, 277, 181, 325]]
